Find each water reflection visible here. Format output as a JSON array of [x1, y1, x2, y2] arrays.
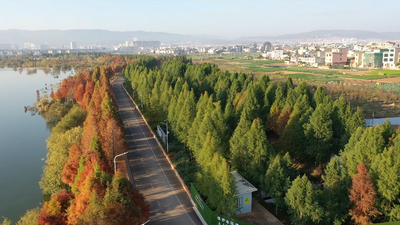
[[0, 68, 71, 222]]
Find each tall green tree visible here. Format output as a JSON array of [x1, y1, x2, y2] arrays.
[[321, 156, 351, 225], [304, 104, 333, 164], [175, 89, 197, 146], [285, 175, 324, 225], [263, 153, 296, 209], [196, 133, 237, 216], [229, 110, 252, 172], [244, 119, 273, 186]]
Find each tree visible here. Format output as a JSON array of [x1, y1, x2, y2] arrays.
[[263, 153, 296, 209], [39, 190, 73, 225], [370, 146, 400, 220], [62, 143, 83, 187], [285, 175, 323, 225], [281, 103, 313, 158], [349, 162, 379, 225], [304, 104, 333, 164], [244, 119, 273, 187], [196, 133, 237, 216], [0, 218, 11, 225], [321, 156, 351, 225], [229, 110, 252, 173], [175, 89, 196, 146], [313, 86, 327, 106], [16, 207, 40, 225], [188, 93, 213, 155], [243, 83, 261, 121], [40, 127, 83, 195], [101, 117, 125, 170]]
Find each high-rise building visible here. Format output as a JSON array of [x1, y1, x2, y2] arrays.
[[40, 44, 49, 50], [70, 41, 77, 49], [24, 43, 35, 49]]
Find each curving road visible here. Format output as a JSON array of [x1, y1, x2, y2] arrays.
[[112, 76, 202, 225]]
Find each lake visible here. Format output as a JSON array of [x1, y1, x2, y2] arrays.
[[0, 68, 70, 222]]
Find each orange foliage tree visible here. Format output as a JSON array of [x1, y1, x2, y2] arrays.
[[349, 162, 380, 225]]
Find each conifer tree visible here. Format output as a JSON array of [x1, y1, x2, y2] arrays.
[[321, 156, 351, 225], [285, 175, 323, 225], [230, 110, 252, 172], [371, 146, 400, 220], [176, 89, 196, 146], [243, 83, 261, 122], [245, 119, 273, 186], [264, 153, 296, 209], [313, 86, 327, 106], [349, 163, 379, 225], [304, 104, 333, 164]]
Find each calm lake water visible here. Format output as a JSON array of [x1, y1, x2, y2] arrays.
[[0, 68, 70, 222]]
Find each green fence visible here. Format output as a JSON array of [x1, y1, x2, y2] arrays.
[[191, 184, 256, 225]]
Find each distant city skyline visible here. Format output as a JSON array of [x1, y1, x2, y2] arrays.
[[0, 0, 399, 39]]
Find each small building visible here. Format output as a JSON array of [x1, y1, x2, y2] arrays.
[[231, 171, 258, 215], [382, 48, 400, 69], [363, 49, 388, 68]]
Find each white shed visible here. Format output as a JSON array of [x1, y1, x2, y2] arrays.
[[231, 171, 258, 215]]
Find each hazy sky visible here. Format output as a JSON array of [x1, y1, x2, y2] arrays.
[[0, 0, 398, 38]]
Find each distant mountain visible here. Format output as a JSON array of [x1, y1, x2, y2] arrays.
[[235, 30, 400, 43], [0, 29, 218, 46], [0, 29, 399, 47]]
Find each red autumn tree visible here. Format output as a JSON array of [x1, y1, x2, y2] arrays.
[[62, 143, 83, 187], [349, 162, 380, 225], [49, 90, 54, 99], [101, 117, 125, 169], [54, 89, 63, 101], [73, 82, 85, 104], [39, 189, 73, 225], [85, 80, 95, 97]]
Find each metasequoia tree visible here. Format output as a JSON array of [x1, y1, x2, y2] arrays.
[[349, 162, 379, 225]]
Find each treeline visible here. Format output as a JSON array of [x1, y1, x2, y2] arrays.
[[3, 65, 149, 225], [0, 53, 127, 74], [124, 56, 400, 224]]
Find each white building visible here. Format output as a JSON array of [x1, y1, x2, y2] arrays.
[[24, 43, 35, 49], [382, 48, 400, 69], [270, 49, 284, 59], [298, 56, 324, 67], [70, 41, 77, 50]]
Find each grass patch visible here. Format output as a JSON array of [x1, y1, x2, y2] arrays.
[[282, 73, 341, 82], [247, 66, 283, 72], [366, 70, 400, 76], [286, 67, 342, 75]]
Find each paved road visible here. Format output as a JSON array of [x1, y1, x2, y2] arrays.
[[112, 76, 202, 225]]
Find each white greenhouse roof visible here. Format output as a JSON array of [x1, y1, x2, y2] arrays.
[[231, 171, 258, 195]]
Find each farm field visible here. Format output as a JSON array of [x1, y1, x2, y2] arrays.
[[193, 55, 400, 85]]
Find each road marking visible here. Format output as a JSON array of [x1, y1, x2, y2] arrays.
[[118, 82, 197, 225]]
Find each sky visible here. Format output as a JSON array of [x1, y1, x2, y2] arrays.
[[0, 0, 399, 38]]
